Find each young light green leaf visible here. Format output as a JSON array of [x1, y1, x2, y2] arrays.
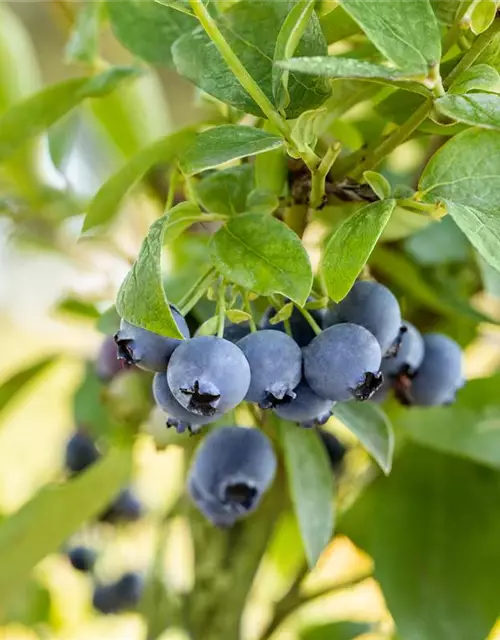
[[116, 211, 188, 338], [0, 67, 140, 163], [225, 309, 251, 324], [448, 64, 500, 94], [47, 110, 80, 171], [269, 302, 294, 325], [84, 129, 196, 231], [332, 403, 394, 474], [443, 200, 500, 271], [195, 165, 254, 215], [65, 0, 103, 64], [300, 621, 372, 640], [342, 445, 500, 640], [172, 0, 330, 119], [277, 56, 420, 80], [471, 0, 497, 34], [322, 199, 396, 302], [435, 93, 500, 130], [339, 0, 441, 74], [363, 171, 391, 200], [179, 125, 284, 176], [280, 421, 334, 568], [195, 316, 219, 336], [211, 213, 313, 305], [0, 357, 56, 422], [246, 189, 280, 215], [0, 445, 132, 607], [320, 5, 362, 44], [107, 0, 196, 66], [273, 0, 317, 112], [161, 202, 225, 244]]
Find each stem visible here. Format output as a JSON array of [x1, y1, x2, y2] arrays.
[[294, 304, 322, 336], [177, 267, 217, 316], [309, 144, 341, 209], [165, 169, 179, 211], [217, 282, 226, 338], [242, 290, 257, 332], [397, 198, 439, 214]]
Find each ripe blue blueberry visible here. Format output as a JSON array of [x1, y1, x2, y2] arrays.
[[407, 333, 464, 406], [237, 330, 302, 409], [100, 488, 143, 524], [153, 372, 213, 434], [114, 306, 190, 372], [261, 303, 323, 347], [324, 281, 402, 355], [65, 431, 100, 475], [383, 321, 424, 378], [303, 323, 383, 401], [187, 426, 277, 525], [93, 572, 143, 614], [167, 336, 251, 417], [67, 546, 97, 573], [318, 430, 347, 471], [274, 380, 334, 427], [223, 321, 251, 343]]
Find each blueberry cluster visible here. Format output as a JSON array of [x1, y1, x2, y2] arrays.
[[111, 280, 463, 526], [63, 430, 144, 614]]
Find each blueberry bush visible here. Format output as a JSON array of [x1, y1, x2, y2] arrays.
[[2, 0, 500, 638]]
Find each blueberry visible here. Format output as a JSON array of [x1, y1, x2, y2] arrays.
[[187, 426, 277, 525], [223, 321, 251, 343], [318, 430, 347, 470], [92, 572, 143, 614], [274, 380, 334, 427], [167, 336, 251, 417], [261, 303, 323, 347], [95, 335, 126, 382], [65, 431, 100, 475], [303, 323, 383, 401], [153, 372, 213, 434], [383, 321, 424, 378], [324, 281, 401, 355], [237, 330, 302, 409], [406, 333, 464, 406], [114, 306, 190, 372], [100, 488, 143, 524], [67, 546, 97, 573]]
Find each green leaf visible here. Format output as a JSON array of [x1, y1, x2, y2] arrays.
[[83, 128, 196, 231], [55, 297, 100, 320], [161, 201, 217, 244], [320, 5, 362, 44], [3, 579, 51, 626], [273, 0, 317, 112], [195, 165, 255, 215], [179, 126, 284, 176], [404, 216, 470, 266], [246, 189, 280, 215], [47, 110, 80, 171], [0, 445, 132, 607], [65, 0, 103, 64], [254, 135, 287, 196], [73, 363, 111, 439], [97, 305, 121, 335], [448, 63, 500, 94], [172, 0, 331, 119], [363, 171, 391, 200], [339, 0, 441, 74], [0, 67, 140, 164], [107, 0, 195, 66], [342, 444, 500, 640], [211, 213, 313, 305], [435, 93, 500, 130], [471, 0, 497, 34], [269, 302, 294, 324], [225, 309, 251, 324], [322, 199, 396, 302], [0, 357, 56, 422], [443, 200, 500, 271], [332, 403, 394, 474], [116, 211, 187, 338], [195, 316, 219, 336], [280, 421, 334, 568], [277, 56, 421, 81], [154, 0, 194, 15], [300, 621, 372, 640], [431, 0, 467, 25], [400, 374, 500, 469]]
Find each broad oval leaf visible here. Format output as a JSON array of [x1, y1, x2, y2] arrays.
[[435, 93, 500, 130], [471, 0, 497, 34], [0, 357, 56, 422], [448, 63, 500, 94], [277, 56, 420, 81], [363, 171, 391, 200], [332, 402, 394, 474], [179, 125, 284, 176], [0, 67, 140, 163], [280, 420, 334, 568], [172, 0, 331, 119], [107, 0, 195, 66], [0, 445, 132, 607], [116, 206, 194, 338], [195, 165, 254, 215], [342, 445, 500, 640], [322, 199, 396, 302], [339, 0, 441, 74], [210, 213, 313, 305], [320, 5, 362, 44], [83, 128, 196, 231]]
